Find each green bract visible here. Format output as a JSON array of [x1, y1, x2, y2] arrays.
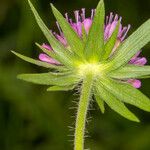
[[12, 0, 150, 149]]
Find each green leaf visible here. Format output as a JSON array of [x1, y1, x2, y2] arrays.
[[47, 85, 75, 91], [18, 72, 79, 86], [94, 89, 105, 113], [28, 0, 77, 68], [82, 25, 87, 44], [108, 19, 150, 70], [11, 51, 63, 70], [138, 76, 150, 79], [50, 4, 84, 57], [100, 78, 150, 112], [103, 21, 120, 60], [109, 65, 150, 79], [96, 82, 139, 122], [84, 0, 105, 61]]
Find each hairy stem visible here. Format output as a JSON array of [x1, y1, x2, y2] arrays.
[[74, 73, 93, 150]]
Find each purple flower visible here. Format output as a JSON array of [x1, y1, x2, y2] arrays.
[[38, 10, 147, 88]]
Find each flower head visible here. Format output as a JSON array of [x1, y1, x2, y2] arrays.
[[38, 10, 147, 89], [13, 0, 150, 124]]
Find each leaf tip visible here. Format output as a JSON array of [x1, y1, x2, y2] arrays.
[[98, 0, 104, 7], [11, 50, 15, 54], [50, 3, 53, 7], [46, 88, 51, 92], [35, 42, 40, 47], [50, 3, 55, 10], [130, 114, 140, 123], [11, 51, 19, 57], [17, 74, 23, 80], [28, 0, 32, 7], [134, 118, 140, 123], [101, 109, 105, 114]]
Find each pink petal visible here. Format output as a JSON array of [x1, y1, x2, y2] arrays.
[[120, 25, 131, 41], [76, 22, 82, 36], [133, 57, 147, 66], [130, 51, 141, 63], [128, 79, 141, 89], [55, 34, 67, 46], [104, 24, 111, 40], [82, 19, 92, 34], [71, 23, 78, 33], [108, 21, 118, 38], [39, 53, 60, 65], [42, 44, 52, 51], [71, 22, 83, 36]]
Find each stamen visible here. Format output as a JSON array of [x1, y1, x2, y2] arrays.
[[91, 9, 95, 19], [56, 21, 63, 36], [121, 24, 131, 41], [65, 13, 69, 22], [74, 10, 80, 23], [69, 19, 73, 24], [109, 12, 114, 24], [114, 14, 118, 21], [119, 16, 122, 22], [120, 27, 127, 35], [106, 16, 109, 24], [81, 8, 86, 21]]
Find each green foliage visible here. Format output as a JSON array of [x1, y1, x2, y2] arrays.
[[94, 89, 105, 113], [47, 85, 75, 91], [84, 0, 105, 61], [96, 81, 139, 122], [12, 51, 60, 69], [109, 65, 150, 79], [100, 78, 150, 112], [18, 72, 79, 86], [81, 25, 87, 43]]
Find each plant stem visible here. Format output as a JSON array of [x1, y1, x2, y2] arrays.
[[74, 73, 93, 150]]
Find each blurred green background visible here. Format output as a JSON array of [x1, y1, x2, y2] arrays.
[[0, 0, 150, 149]]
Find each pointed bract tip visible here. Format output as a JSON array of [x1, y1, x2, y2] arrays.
[[50, 3, 55, 10], [130, 114, 140, 123], [50, 3, 53, 6], [95, 0, 105, 15], [101, 110, 105, 114], [99, 0, 104, 5], [28, 0, 32, 6], [11, 50, 17, 55], [11, 50, 15, 53], [50, 3, 57, 14], [11, 51, 22, 58], [35, 42, 40, 47], [134, 117, 140, 123], [47, 88, 52, 91], [17, 74, 23, 80]]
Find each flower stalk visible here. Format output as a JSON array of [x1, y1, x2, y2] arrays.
[[74, 73, 93, 150]]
